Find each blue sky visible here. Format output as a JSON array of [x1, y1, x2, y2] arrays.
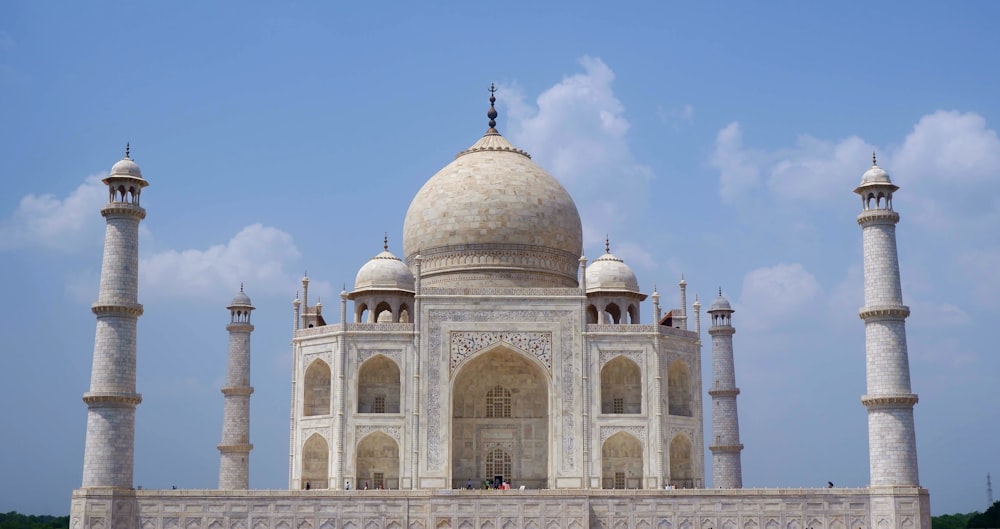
[[1, 0, 998, 517]]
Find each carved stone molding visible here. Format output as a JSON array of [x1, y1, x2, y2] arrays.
[[450, 331, 552, 373], [301, 427, 329, 442], [356, 425, 402, 443], [600, 425, 646, 443], [598, 350, 643, 369], [358, 349, 403, 367]]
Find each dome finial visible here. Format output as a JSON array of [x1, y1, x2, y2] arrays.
[[384, 232, 388, 251], [240, 282, 244, 292], [605, 234, 610, 254], [872, 151, 878, 167], [718, 286, 723, 296], [487, 82, 499, 133], [125, 142, 131, 159]]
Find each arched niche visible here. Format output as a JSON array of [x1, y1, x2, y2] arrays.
[[303, 359, 331, 416], [301, 434, 329, 489], [601, 431, 643, 489], [669, 434, 694, 488], [600, 356, 641, 414], [586, 305, 599, 324], [358, 355, 401, 413], [451, 346, 549, 489], [356, 432, 399, 489], [668, 359, 693, 417]]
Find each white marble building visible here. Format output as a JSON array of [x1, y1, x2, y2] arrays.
[[71, 92, 931, 528]]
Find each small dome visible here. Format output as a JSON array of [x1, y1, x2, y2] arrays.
[[586, 252, 639, 293], [229, 288, 253, 308], [110, 157, 143, 179], [709, 291, 733, 312], [860, 164, 891, 186], [354, 249, 415, 292]]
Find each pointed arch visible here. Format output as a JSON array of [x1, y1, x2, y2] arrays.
[[669, 434, 694, 488], [604, 303, 622, 324], [356, 431, 399, 489], [303, 359, 331, 416], [398, 303, 410, 323], [375, 301, 393, 323], [601, 356, 641, 414], [358, 355, 400, 413], [301, 433, 329, 489], [356, 303, 370, 323], [668, 359, 693, 417], [586, 304, 599, 324], [627, 304, 639, 324], [601, 431, 643, 489]]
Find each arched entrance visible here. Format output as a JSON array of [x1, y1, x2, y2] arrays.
[[451, 346, 548, 489], [356, 431, 399, 489], [601, 431, 643, 489], [301, 433, 329, 489], [669, 433, 694, 488]]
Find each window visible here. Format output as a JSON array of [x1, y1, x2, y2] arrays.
[[614, 472, 626, 489], [373, 472, 384, 490], [373, 396, 386, 414], [613, 397, 625, 414], [485, 448, 512, 481], [486, 386, 511, 418]]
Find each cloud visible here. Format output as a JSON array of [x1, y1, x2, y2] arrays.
[[736, 263, 822, 331], [710, 122, 762, 204], [0, 174, 106, 252], [504, 56, 654, 249], [140, 224, 323, 301]]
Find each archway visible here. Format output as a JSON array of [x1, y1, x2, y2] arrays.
[[668, 360, 692, 417], [601, 432, 643, 489], [358, 355, 401, 413], [600, 356, 641, 414], [303, 360, 331, 416], [356, 432, 399, 489], [301, 434, 329, 489], [451, 346, 548, 489], [669, 434, 694, 488]]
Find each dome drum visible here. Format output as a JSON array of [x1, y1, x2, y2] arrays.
[[408, 243, 581, 288]]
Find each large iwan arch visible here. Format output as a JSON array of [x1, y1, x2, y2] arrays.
[[451, 345, 549, 489], [600, 356, 642, 414]]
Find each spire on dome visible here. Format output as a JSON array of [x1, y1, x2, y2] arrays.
[[384, 233, 389, 251], [125, 142, 131, 159], [605, 235, 610, 254], [872, 151, 878, 167], [487, 82, 499, 134]]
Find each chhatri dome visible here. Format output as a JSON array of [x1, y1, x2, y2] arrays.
[[402, 84, 583, 288], [353, 236, 415, 293], [585, 237, 640, 294]]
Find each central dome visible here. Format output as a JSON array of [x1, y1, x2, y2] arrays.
[[403, 104, 583, 288]]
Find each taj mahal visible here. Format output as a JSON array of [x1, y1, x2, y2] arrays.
[[70, 89, 931, 528]]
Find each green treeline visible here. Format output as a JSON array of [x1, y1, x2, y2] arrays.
[[932, 501, 1000, 529], [0, 512, 69, 529]]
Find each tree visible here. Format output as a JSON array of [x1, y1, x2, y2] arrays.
[[0, 512, 69, 529], [968, 500, 1000, 528]]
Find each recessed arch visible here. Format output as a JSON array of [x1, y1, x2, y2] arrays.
[[358, 355, 400, 413], [301, 433, 329, 489], [668, 359, 693, 417], [604, 303, 622, 324], [303, 359, 331, 416], [669, 434, 694, 488], [451, 346, 549, 489], [627, 304, 639, 324], [356, 303, 370, 323], [356, 431, 399, 490], [601, 431, 643, 489], [586, 304, 599, 324], [399, 304, 410, 323], [601, 356, 641, 414]]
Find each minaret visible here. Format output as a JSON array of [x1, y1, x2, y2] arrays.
[[81, 145, 148, 488], [855, 154, 920, 487], [677, 275, 688, 330], [218, 285, 255, 489], [707, 289, 743, 488]]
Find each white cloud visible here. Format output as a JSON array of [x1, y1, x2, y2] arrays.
[[711, 122, 761, 204], [140, 224, 323, 301], [736, 263, 822, 331], [0, 174, 106, 252], [893, 111, 1000, 184], [504, 56, 653, 250]]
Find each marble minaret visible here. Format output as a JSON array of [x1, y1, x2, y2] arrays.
[[708, 289, 743, 489], [218, 286, 255, 489], [81, 146, 148, 488], [856, 155, 920, 487]]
